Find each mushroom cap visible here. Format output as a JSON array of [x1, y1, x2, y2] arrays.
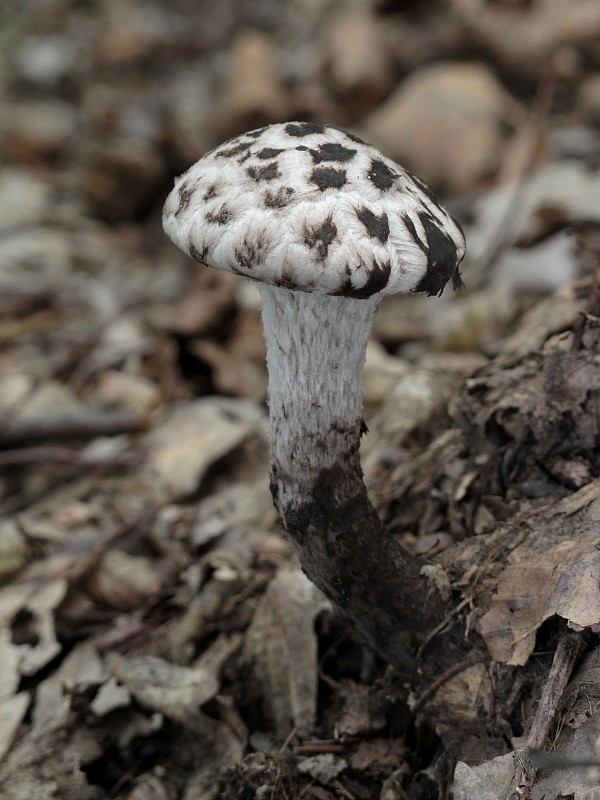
[[163, 121, 465, 298]]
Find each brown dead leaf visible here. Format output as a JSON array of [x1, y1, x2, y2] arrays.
[[296, 753, 347, 783], [181, 697, 247, 800], [453, 754, 513, 800], [337, 689, 388, 737], [190, 308, 267, 402], [0, 579, 67, 696], [423, 662, 496, 764], [166, 565, 245, 662], [0, 693, 30, 761], [86, 549, 163, 611], [33, 641, 105, 729], [32, 640, 130, 729], [159, 268, 238, 337], [106, 652, 220, 726], [480, 537, 600, 665], [144, 397, 265, 498], [243, 567, 330, 739], [350, 739, 406, 772], [0, 720, 102, 800]]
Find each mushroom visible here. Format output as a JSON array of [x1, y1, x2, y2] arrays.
[[163, 121, 465, 669]]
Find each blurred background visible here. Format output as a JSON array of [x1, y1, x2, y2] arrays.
[[2, 1, 600, 798]]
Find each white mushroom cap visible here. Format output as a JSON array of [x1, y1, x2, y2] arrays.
[[163, 121, 465, 298]]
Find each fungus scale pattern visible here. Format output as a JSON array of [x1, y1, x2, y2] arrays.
[[163, 122, 465, 298]]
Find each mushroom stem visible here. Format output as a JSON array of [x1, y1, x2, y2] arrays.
[[259, 284, 443, 670]]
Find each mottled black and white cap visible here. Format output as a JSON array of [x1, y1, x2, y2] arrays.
[[163, 121, 465, 298]]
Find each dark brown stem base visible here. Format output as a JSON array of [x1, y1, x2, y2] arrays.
[[271, 446, 446, 673]]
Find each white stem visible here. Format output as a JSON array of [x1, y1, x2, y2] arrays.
[[258, 284, 377, 512], [258, 283, 443, 670]]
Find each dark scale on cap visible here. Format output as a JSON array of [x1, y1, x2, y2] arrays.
[[257, 147, 285, 159], [309, 143, 357, 163], [405, 169, 441, 206], [334, 259, 392, 299], [285, 122, 326, 137], [264, 186, 295, 208], [355, 259, 392, 297], [272, 273, 302, 290], [203, 183, 218, 201], [345, 131, 366, 144], [295, 145, 309, 152], [234, 232, 269, 268], [303, 214, 338, 261], [402, 214, 427, 256], [247, 162, 281, 181], [368, 159, 398, 190], [215, 140, 253, 158], [413, 212, 460, 296], [247, 127, 267, 138], [310, 167, 347, 191], [176, 183, 194, 216], [189, 241, 209, 263], [355, 207, 389, 243], [205, 204, 233, 225]]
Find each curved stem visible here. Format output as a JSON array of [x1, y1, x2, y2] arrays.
[[259, 284, 444, 670]]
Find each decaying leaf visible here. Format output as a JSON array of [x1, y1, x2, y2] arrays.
[[192, 477, 276, 543], [243, 567, 330, 739], [32, 640, 131, 729], [481, 537, 600, 665], [0, 720, 102, 800], [144, 397, 266, 498], [0, 578, 67, 704], [181, 696, 247, 800], [86, 549, 163, 611], [452, 754, 513, 800], [350, 738, 405, 772], [296, 753, 347, 783], [337, 689, 388, 737], [0, 693, 30, 761], [106, 652, 220, 726], [422, 662, 496, 763]]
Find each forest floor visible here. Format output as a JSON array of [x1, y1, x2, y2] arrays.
[[2, 1, 600, 798]]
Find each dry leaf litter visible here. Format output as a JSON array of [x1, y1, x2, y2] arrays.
[[2, 1, 600, 799]]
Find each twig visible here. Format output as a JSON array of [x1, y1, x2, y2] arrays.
[[293, 743, 347, 755], [415, 597, 471, 662], [507, 629, 586, 800], [0, 445, 139, 468], [0, 411, 146, 449]]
